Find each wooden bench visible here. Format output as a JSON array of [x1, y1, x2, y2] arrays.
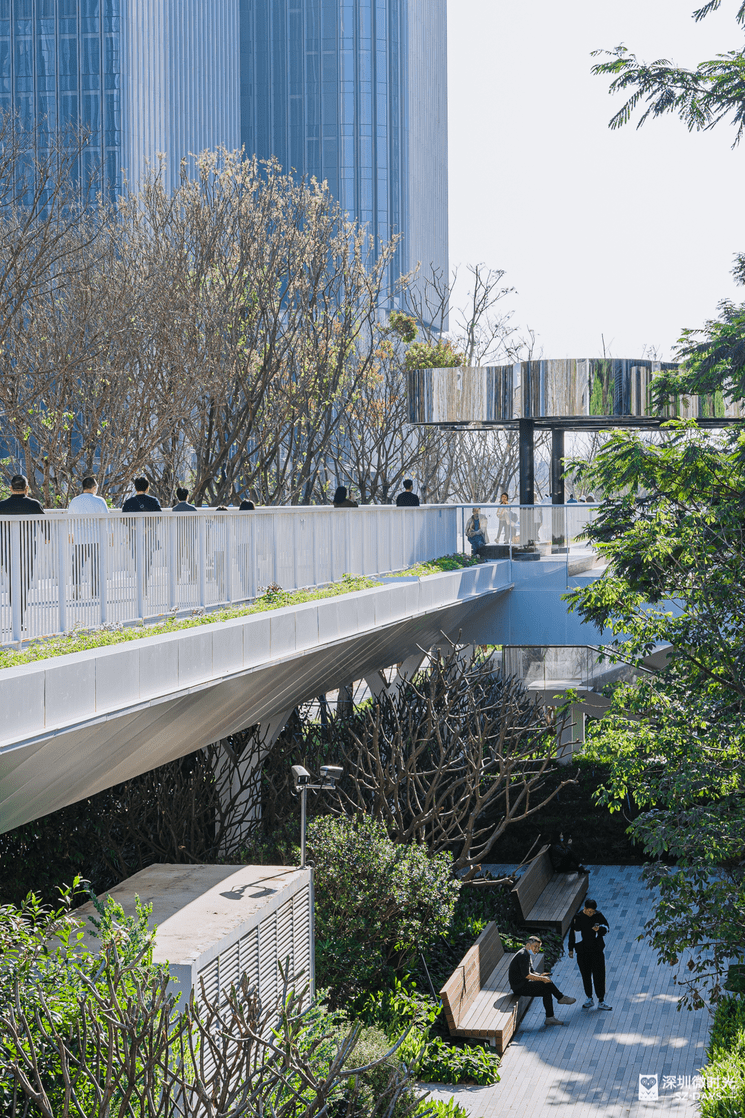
[[511, 844, 588, 938], [439, 921, 544, 1055]]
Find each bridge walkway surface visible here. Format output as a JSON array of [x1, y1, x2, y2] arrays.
[[424, 865, 711, 1117]]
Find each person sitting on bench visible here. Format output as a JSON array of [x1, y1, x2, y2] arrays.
[[508, 935, 576, 1027], [549, 832, 589, 875]]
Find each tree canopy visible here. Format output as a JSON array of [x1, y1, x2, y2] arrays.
[[566, 417, 745, 1006], [592, 2, 745, 143]]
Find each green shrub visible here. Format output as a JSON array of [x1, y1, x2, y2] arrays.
[[342, 1024, 420, 1118], [357, 978, 500, 1087], [309, 815, 460, 1000], [0, 879, 157, 1116], [417, 1036, 500, 1085], [700, 996, 745, 1117]]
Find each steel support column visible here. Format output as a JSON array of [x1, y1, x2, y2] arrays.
[[551, 427, 565, 504], [519, 419, 535, 506]]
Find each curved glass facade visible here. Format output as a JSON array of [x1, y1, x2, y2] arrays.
[[407, 361, 745, 428]]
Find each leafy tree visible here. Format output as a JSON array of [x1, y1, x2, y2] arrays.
[[652, 252, 745, 407], [566, 418, 745, 1006], [403, 338, 465, 372], [308, 814, 460, 1001], [592, 2, 745, 144]]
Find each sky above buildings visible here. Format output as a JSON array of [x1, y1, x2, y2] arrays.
[[448, 0, 745, 361]]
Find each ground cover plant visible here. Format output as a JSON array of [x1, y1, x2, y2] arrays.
[[0, 554, 479, 672], [698, 996, 745, 1117], [0, 572, 381, 670]]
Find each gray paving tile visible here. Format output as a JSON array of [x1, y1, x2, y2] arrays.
[[423, 866, 710, 1117]]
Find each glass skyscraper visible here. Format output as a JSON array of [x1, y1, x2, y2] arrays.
[[240, 0, 448, 284], [0, 1, 447, 281], [0, 0, 122, 197], [0, 0, 240, 199]]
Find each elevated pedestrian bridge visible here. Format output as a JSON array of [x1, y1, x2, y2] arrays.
[[0, 504, 608, 833]]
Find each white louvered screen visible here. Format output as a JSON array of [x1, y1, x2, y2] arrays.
[[293, 886, 311, 987], [258, 911, 278, 1011], [199, 956, 219, 1005], [239, 924, 259, 988], [194, 880, 311, 1014], [220, 941, 240, 995], [276, 897, 294, 983]]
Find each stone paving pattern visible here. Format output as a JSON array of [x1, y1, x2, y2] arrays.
[[424, 865, 712, 1116]]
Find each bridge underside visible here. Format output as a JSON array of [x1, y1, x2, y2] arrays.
[[0, 581, 509, 833]]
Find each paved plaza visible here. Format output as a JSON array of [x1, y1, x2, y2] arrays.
[[424, 865, 712, 1117]]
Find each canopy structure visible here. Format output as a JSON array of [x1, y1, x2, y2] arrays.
[[408, 360, 743, 503]]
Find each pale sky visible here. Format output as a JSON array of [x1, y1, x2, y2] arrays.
[[447, 0, 745, 361]]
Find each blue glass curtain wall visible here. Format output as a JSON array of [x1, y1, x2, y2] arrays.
[[0, 0, 121, 201], [240, 0, 407, 281]]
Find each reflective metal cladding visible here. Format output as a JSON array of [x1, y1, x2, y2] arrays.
[[408, 362, 744, 427]]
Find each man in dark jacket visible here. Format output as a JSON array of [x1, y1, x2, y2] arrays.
[[568, 898, 612, 1010], [0, 474, 45, 625], [122, 477, 161, 591], [122, 477, 162, 512], [508, 936, 575, 1026], [172, 487, 196, 512], [395, 479, 420, 506], [0, 475, 44, 516]]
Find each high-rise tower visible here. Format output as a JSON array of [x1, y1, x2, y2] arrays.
[[0, 1, 447, 284], [239, 0, 448, 284], [0, 0, 240, 200]]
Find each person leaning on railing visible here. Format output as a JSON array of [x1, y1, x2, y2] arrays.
[[333, 485, 358, 508], [0, 474, 45, 624]]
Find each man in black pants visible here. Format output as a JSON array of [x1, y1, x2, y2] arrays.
[[0, 474, 45, 627], [568, 898, 612, 1010], [508, 935, 576, 1026]]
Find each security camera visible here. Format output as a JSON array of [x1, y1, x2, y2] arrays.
[[320, 765, 343, 784], [291, 764, 311, 787]]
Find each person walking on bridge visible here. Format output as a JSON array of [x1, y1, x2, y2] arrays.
[[68, 475, 108, 599], [0, 474, 45, 627], [395, 479, 420, 506]]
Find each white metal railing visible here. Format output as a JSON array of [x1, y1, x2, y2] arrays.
[[0, 503, 601, 646], [0, 505, 458, 645], [455, 503, 601, 556]]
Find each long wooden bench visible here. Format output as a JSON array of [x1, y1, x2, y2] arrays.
[[439, 921, 544, 1055], [511, 844, 588, 938]]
